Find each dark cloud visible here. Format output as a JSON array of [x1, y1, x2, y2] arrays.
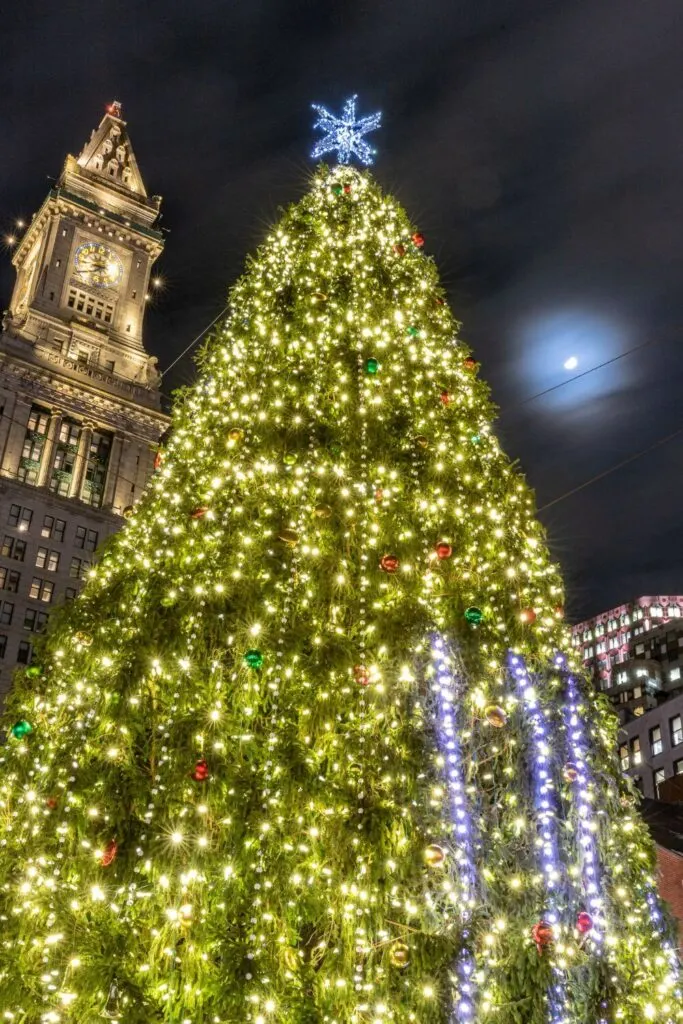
[[2, 0, 683, 616]]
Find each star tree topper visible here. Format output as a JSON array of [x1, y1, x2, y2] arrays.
[[311, 95, 382, 166]]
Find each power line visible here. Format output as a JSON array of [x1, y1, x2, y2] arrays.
[[537, 423, 683, 512], [160, 305, 229, 378], [501, 336, 656, 415]]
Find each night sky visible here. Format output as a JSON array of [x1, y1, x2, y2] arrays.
[[2, 0, 683, 619]]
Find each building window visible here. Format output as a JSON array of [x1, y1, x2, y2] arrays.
[[654, 768, 667, 796], [583, 646, 594, 659], [41, 516, 66, 542], [650, 725, 663, 757], [633, 705, 645, 717], [619, 744, 629, 771], [668, 605, 682, 617], [74, 526, 99, 551], [633, 776, 644, 794], [81, 431, 112, 509], [633, 685, 642, 699], [0, 635, 6, 659], [1, 536, 26, 561], [671, 715, 683, 747], [16, 640, 33, 665], [65, 587, 78, 601], [29, 577, 54, 603], [105, 360, 115, 372], [0, 568, 21, 594], [66, 287, 115, 324], [69, 557, 90, 580], [630, 737, 642, 765], [670, 667, 681, 682], [651, 605, 663, 618], [0, 602, 14, 626], [35, 547, 60, 571], [674, 758, 683, 776], [8, 504, 33, 531], [23, 608, 49, 633], [17, 405, 50, 485], [49, 420, 81, 497], [616, 670, 628, 686]]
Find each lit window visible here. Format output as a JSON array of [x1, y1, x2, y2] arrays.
[[650, 726, 663, 757], [654, 768, 666, 796], [671, 715, 683, 747], [619, 744, 629, 771], [670, 667, 681, 682], [631, 737, 642, 765]]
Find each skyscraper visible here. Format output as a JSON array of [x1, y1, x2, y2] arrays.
[[0, 102, 169, 697]]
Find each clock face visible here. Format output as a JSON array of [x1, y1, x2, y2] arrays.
[[74, 241, 123, 289]]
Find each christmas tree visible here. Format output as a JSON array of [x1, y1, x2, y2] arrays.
[[0, 102, 680, 1024]]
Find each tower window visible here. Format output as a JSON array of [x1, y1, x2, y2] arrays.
[[126, 324, 131, 333], [66, 287, 114, 324], [55, 259, 61, 268], [131, 290, 136, 299], [49, 292, 54, 301]]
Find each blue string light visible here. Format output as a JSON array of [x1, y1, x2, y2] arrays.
[[311, 95, 382, 166]]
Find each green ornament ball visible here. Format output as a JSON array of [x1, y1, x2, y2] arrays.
[[283, 453, 297, 466], [464, 607, 483, 625], [244, 649, 264, 670], [407, 326, 419, 337], [11, 719, 33, 739], [25, 665, 42, 678], [365, 357, 379, 375], [332, 184, 343, 196]]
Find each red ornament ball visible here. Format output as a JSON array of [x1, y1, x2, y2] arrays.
[[100, 839, 118, 867], [531, 921, 554, 951], [411, 232, 425, 247], [563, 762, 579, 783], [46, 796, 59, 810], [520, 607, 537, 625], [435, 542, 452, 560], [192, 758, 210, 782], [343, 183, 352, 194], [554, 605, 565, 619], [394, 243, 406, 256], [354, 665, 370, 687], [190, 506, 209, 520], [439, 390, 451, 405], [576, 911, 593, 935], [154, 450, 163, 471], [463, 357, 477, 371], [380, 554, 400, 574], [374, 488, 384, 502]]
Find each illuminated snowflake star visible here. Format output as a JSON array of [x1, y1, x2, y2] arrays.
[[311, 95, 382, 166]]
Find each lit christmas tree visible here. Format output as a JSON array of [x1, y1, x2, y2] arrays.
[[0, 101, 680, 1024]]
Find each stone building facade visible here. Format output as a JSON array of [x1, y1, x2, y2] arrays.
[[0, 102, 169, 699]]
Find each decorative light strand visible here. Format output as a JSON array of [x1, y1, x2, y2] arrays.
[[556, 655, 605, 950], [430, 635, 479, 1021], [509, 653, 570, 1024]]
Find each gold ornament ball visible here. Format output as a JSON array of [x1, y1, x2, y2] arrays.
[[228, 427, 244, 442], [278, 528, 300, 547], [74, 631, 93, 647], [484, 704, 507, 728], [424, 843, 447, 867], [389, 941, 410, 968], [313, 503, 333, 519], [415, 434, 430, 449]]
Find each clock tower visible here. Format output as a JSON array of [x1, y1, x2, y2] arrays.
[[7, 100, 163, 384], [0, 102, 170, 698]]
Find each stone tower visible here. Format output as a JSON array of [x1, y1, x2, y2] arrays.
[[0, 101, 170, 698]]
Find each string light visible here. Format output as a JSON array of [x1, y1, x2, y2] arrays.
[[0, 161, 679, 1024]]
